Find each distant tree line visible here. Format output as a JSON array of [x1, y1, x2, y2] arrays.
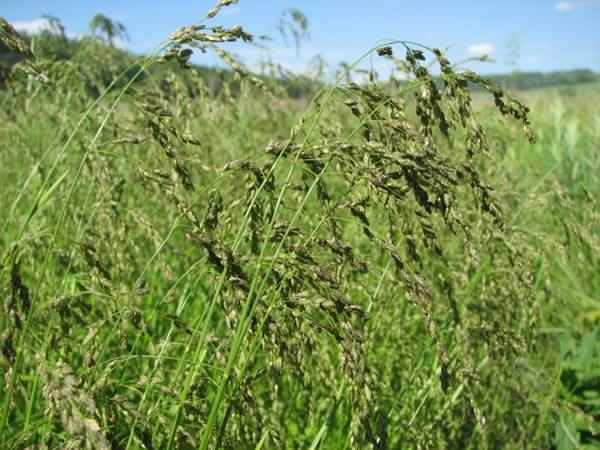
[[474, 69, 598, 91], [1, 25, 597, 96], [0, 26, 322, 99]]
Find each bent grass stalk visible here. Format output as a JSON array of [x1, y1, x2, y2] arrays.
[[0, 51, 168, 437], [3, 5, 588, 448], [196, 42, 430, 448]]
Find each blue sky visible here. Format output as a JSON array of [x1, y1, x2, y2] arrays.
[[5, 1, 600, 77]]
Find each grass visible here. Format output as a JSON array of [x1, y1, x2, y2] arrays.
[[1, 6, 599, 449]]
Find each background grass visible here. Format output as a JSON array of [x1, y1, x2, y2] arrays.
[[1, 11, 599, 450]]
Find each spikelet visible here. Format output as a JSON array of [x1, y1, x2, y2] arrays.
[[0, 16, 50, 84], [206, 0, 240, 19], [38, 359, 110, 449]]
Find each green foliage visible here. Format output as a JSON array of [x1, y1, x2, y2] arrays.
[[0, 5, 599, 450], [89, 13, 128, 48], [278, 8, 310, 55], [555, 329, 600, 449], [473, 69, 598, 91]]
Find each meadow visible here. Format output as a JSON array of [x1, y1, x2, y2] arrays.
[[1, 5, 599, 449]]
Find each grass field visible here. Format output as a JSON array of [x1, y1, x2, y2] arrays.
[[1, 9, 599, 450]]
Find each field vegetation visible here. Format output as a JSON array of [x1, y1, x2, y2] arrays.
[[1, 3, 599, 449]]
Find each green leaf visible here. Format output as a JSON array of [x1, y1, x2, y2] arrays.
[[573, 328, 598, 374], [555, 413, 581, 450]]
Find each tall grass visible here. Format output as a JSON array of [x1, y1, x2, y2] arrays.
[[1, 4, 599, 449]]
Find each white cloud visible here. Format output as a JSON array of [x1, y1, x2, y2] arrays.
[[556, 1, 576, 10], [555, 1, 600, 11], [467, 43, 494, 57], [111, 36, 127, 49], [11, 18, 53, 35], [11, 17, 82, 40]]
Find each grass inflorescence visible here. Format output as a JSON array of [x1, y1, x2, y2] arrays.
[[0, 2, 599, 449]]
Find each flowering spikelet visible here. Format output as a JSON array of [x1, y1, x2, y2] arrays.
[[0, 17, 50, 83], [38, 359, 110, 449]]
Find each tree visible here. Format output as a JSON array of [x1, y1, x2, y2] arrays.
[[277, 8, 309, 56], [89, 13, 128, 48]]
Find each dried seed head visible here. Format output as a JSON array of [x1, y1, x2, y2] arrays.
[[206, 0, 239, 19], [0, 16, 51, 84]]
